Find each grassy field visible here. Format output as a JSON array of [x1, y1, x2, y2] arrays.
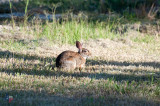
[[0, 13, 160, 105]]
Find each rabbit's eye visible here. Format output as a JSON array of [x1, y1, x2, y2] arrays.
[[83, 50, 87, 52]]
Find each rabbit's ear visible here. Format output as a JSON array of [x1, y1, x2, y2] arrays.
[[76, 41, 82, 52]]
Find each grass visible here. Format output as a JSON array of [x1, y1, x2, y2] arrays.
[[0, 4, 160, 105], [0, 56, 159, 105], [2, 0, 160, 44], [27, 15, 123, 44], [133, 35, 155, 43], [0, 30, 160, 105]]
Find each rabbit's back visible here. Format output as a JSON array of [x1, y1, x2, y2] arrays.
[[56, 51, 85, 70]]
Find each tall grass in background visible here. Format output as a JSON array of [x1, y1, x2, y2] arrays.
[[9, 0, 15, 28], [7, 0, 123, 45], [28, 13, 122, 44], [8, 0, 123, 45], [24, 0, 29, 26]]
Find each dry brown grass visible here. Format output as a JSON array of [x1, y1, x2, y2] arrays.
[[0, 22, 160, 105]]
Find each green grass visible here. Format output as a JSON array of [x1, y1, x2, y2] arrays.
[[0, 63, 159, 105], [133, 35, 155, 43], [0, 37, 160, 105], [0, 6, 160, 105], [1, 11, 156, 45], [0, 40, 39, 52], [29, 16, 122, 44]]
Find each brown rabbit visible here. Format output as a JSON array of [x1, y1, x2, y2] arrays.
[[56, 41, 91, 70]]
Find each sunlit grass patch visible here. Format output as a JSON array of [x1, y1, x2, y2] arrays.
[[0, 40, 34, 51], [32, 17, 122, 44], [133, 34, 155, 43]]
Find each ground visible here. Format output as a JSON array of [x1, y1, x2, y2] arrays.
[[0, 23, 160, 105]]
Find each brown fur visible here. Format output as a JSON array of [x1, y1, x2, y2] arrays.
[[56, 41, 91, 70]]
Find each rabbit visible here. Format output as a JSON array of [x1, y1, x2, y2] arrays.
[[56, 41, 91, 71]]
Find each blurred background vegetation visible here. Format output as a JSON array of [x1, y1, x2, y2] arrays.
[[0, 0, 159, 19], [0, 0, 159, 44]]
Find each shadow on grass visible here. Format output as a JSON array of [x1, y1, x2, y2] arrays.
[[0, 50, 159, 82], [0, 89, 159, 106], [1, 50, 160, 68], [0, 50, 160, 105], [1, 67, 159, 83], [87, 59, 160, 69], [0, 50, 56, 62]]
